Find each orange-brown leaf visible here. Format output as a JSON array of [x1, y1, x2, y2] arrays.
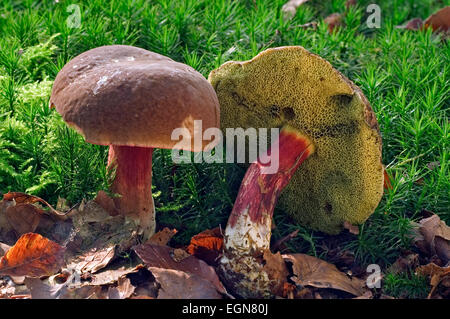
[[383, 168, 393, 190], [186, 227, 223, 266], [0, 233, 65, 277], [424, 6, 450, 33], [147, 227, 178, 246]]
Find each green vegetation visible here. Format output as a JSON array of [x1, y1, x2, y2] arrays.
[[0, 0, 448, 298]]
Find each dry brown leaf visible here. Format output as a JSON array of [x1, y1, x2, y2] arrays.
[[343, 221, 359, 235], [107, 277, 135, 299], [0, 243, 10, 257], [283, 253, 365, 297], [324, 13, 343, 33], [150, 267, 222, 299], [263, 250, 289, 296], [388, 254, 419, 275], [345, 0, 357, 8], [0, 233, 65, 277], [281, 0, 310, 20], [87, 265, 143, 287], [424, 6, 450, 33], [147, 227, 177, 246], [5, 204, 42, 236], [134, 243, 227, 295], [186, 227, 223, 266], [66, 245, 116, 274], [412, 214, 450, 264], [416, 263, 450, 298], [25, 277, 105, 299], [65, 200, 139, 274]]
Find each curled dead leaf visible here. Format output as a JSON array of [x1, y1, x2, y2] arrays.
[[412, 214, 450, 264], [187, 227, 223, 266], [283, 253, 365, 297]]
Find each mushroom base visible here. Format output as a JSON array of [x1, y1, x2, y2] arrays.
[[107, 145, 155, 238], [220, 126, 315, 298]]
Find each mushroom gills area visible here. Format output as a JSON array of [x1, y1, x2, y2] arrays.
[[220, 126, 315, 298], [107, 145, 155, 237]]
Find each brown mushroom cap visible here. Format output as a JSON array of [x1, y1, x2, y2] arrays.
[[209, 46, 384, 234], [50, 45, 220, 151]]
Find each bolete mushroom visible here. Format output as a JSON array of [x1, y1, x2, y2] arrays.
[[220, 125, 315, 298], [50, 45, 220, 238], [209, 46, 384, 234]]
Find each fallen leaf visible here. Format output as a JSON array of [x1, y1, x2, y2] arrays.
[[345, 0, 357, 8], [263, 250, 290, 297], [2, 192, 66, 220], [147, 227, 177, 246], [187, 227, 223, 266], [24, 277, 105, 299], [396, 18, 424, 30], [134, 244, 227, 295], [150, 267, 222, 299], [65, 200, 139, 274], [324, 13, 343, 33], [66, 245, 116, 274], [281, 0, 310, 20], [416, 263, 450, 298], [283, 253, 365, 297], [387, 254, 420, 275], [424, 6, 450, 33], [343, 221, 359, 235], [108, 277, 135, 299], [383, 168, 393, 190], [5, 203, 42, 236], [412, 214, 450, 264], [0, 233, 65, 277], [0, 243, 10, 257]]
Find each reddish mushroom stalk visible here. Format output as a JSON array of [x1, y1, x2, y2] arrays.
[[107, 145, 155, 237], [220, 126, 315, 298]]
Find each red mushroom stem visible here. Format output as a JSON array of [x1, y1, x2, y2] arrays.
[[107, 145, 155, 237], [220, 126, 315, 298]]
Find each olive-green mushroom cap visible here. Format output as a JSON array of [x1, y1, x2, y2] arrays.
[[209, 46, 384, 234]]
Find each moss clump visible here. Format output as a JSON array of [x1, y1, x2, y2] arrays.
[[209, 46, 384, 234]]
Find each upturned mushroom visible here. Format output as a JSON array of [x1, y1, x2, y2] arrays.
[[209, 46, 384, 234], [50, 45, 220, 238], [220, 126, 315, 298]]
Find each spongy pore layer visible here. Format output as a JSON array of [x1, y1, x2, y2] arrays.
[[209, 46, 384, 234]]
